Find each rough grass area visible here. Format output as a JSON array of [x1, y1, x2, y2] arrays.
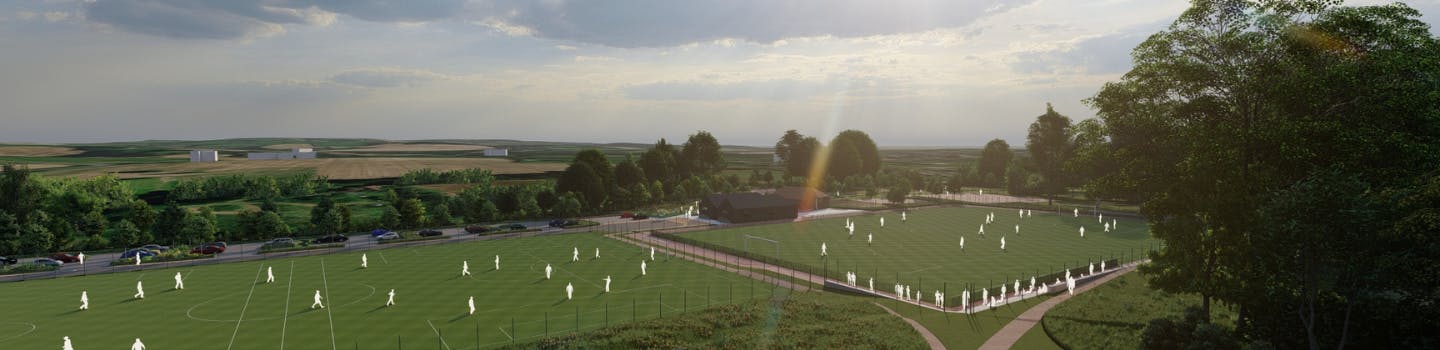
[[1043, 271, 1237, 350], [502, 294, 926, 349], [43, 157, 565, 180]]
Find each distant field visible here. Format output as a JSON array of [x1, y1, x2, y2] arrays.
[[42, 158, 565, 180], [0, 146, 83, 156], [336, 143, 493, 152], [261, 143, 314, 150]]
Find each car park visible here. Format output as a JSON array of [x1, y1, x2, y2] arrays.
[[620, 212, 635, 218], [0, 256, 17, 265], [190, 243, 226, 254], [141, 244, 171, 252], [464, 225, 491, 234], [632, 214, 650, 220], [371, 229, 393, 237], [376, 232, 401, 241], [505, 223, 527, 230], [418, 229, 443, 237], [262, 238, 296, 248]]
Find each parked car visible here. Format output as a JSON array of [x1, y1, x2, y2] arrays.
[[32, 258, 63, 267], [620, 212, 635, 219], [549, 219, 581, 228], [632, 214, 650, 220], [313, 234, 349, 244], [371, 229, 393, 237], [262, 238, 296, 248], [0, 256, 17, 265], [49, 253, 81, 263], [505, 223, 527, 230], [190, 243, 226, 254], [464, 225, 491, 234], [418, 229, 443, 237], [121, 249, 156, 260], [140, 244, 171, 252], [375, 232, 401, 241]]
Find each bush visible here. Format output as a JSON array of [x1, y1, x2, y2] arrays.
[[0, 263, 59, 275], [1141, 307, 1241, 350]]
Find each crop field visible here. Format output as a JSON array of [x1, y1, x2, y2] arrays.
[[39, 158, 565, 180], [0, 145, 83, 156], [334, 143, 494, 153], [679, 206, 1158, 298], [0, 232, 779, 349]]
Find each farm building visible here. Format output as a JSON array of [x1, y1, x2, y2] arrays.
[[765, 186, 830, 211], [247, 148, 317, 160], [700, 192, 798, 223], [188, 150, 219, 162], [483, 148, 509, 157]]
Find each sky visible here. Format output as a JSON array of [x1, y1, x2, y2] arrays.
[[1, 0, 1436, 147]]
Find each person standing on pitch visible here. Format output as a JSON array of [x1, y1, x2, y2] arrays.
[[77, 252, 85, 265], [604, 275, 612, 293], [649, 247, 655, 261], [960, 236, 965, 251], [79, 291, 89, 310], [63, 336, 74, 350], [266, 266, 276, 284], [1000, 236, 1006, 252], [880, 217, 885, 227], [361, 253, 368, 269], [640, 260, 647, 276], [131, 338, 146, 350], [545, 264, 552, 279], [494, 255, 500, 270], [174, 272, 184, 290], [868, 277, 874, 291], [572, 247, 579, 262], [820, 242, 828, 257], [594, 248, 600, 260], [311, 290, 324, 309], [902, 211, 907, 222], [868, 232, 873, 245], [565, 283, 574, 300], [468, 296, 476, 315], [386, 289, 396, 307], [134, 254, 141, 266], [461, 261, 471, 276], [134, 281, 144, 299]]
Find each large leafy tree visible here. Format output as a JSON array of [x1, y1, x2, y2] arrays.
[[614, 155, 647, 189], [679, 131, 725, 177], [977, 139, 1013, 187], [557, 161, 606, 209], [1025, 103, 1074, 205], [638, 139, 680, 186], [831, 130, 881, 176], [1087, 0, 1440, 347]]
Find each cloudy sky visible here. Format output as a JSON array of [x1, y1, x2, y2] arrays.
[[2, 0, 1436, 147]]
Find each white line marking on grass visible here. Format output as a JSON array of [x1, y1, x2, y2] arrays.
[[0, 322, 37, 342], [904, 265, 943, 275], [523, 252, 602, 289], [377, 251, 389, 265], [497, 326, 512, 341], [321, 258, 337, 350], [225, 264, 266, 350], [280, 261, 294, 350], [427, 320, 453, 350]]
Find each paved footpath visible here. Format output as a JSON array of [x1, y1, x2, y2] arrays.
[[977, 263, 1142, 350]]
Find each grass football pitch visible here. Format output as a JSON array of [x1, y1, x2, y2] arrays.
[[0, 232, 773, 350], [680, 206, 1159, 298]]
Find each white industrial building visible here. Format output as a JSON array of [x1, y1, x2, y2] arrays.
[[483, 148, 509, 157], [247, 148, 317, 160], [189, 150, 219, 162]]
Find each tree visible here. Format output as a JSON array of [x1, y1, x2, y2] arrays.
[[557, 161, 606, 210], [310, 196, 344, 235], [787, 136, 822, 178], [378, 205, 400, 229], [1086, 1, 1440, 347], [397, 198, 427, 229], [153, 202, 188, 245], [338, 205, 353, 233], [977, 139, 1013, 187], [639, 138, 680, 185], [831, 130, 881, 176], [239, 210, 291, 239], [679, 131, 725, 177], [774, 129, 803, 163], [551, 192, 584, 219], [614, 155, 647, 189], [178, 213, 216, 245], [1025, 103, 1074, 205], [887, 180, 911, 204], [1066, 118, 1120, 200], [127, 200, 158, 233], [429, 202, 453, 226], [110, 219, 141, 249], [0, 164, 45, 225], [572, 149, 615, 189], [259, 197, 280, 213], [827, 139, 865, 180]]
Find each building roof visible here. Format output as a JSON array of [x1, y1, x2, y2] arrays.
[[714, 192, 794, 210], [770, 186, 827, 201]]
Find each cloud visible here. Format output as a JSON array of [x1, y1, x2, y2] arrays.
[[1010, 20, 1167, 75], [80, 0, 460, 40], [624, 77, 908, 101], [329, 68, 449, 88], [478, 0, 1037, 47]]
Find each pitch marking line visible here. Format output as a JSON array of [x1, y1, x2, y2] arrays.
[[321, 258, 337, 350], [225, 264, 265, 350], [377, 251, 389, 265], [0, 322, 37, 342], [498, 326, 513, 341], [280, 261, 294, 350], [427, 320, 453, 350]]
